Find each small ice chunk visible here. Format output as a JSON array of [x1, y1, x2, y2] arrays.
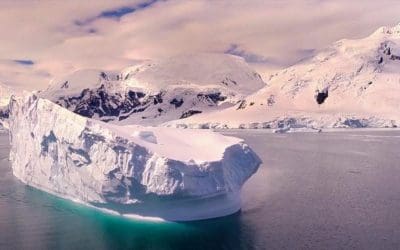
[[273, 126, 291, 133]]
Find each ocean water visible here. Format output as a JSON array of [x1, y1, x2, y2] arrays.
[[1, 130, 400, 250]]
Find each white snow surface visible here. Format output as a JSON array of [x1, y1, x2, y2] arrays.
[[107, 124, 242, 163], [165, 24, 400, 130], [8, 94, 261, 221], [121, 53, 265, 94], [45, 69, 120, 98]]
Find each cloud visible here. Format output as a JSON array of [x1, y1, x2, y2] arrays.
[[100, 6, 138, 19], [224, 44, 272, 64], [75, 0, 162, 26], [1, 0, 400, 90], [13, 60, 34, 66], [99, 0, 161, 19]]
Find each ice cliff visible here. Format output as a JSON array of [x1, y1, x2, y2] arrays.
[[8, 94, 261, 221]]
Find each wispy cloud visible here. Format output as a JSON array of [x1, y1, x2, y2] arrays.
[[13, 60, 34, 66], [225, 44, 275, 64], [100, 6, 137, 19], [74, 0, 162, 26], [100, 0, 161, 19]]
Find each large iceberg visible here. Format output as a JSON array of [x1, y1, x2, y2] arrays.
[[8, 94, 261, 221]]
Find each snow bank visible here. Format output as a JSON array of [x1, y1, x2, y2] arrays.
[[8, 94, 261, 221]]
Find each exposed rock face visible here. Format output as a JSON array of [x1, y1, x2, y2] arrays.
[[53, 84, 164, 121], [315, 89, 329, 105], [8, 94, 261, 221], [52, 84, 230, 122], [0, 107, 9, 119]]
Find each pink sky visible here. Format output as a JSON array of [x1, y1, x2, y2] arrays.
[[1, 0, 400, 90]]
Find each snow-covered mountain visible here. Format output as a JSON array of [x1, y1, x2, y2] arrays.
[[167, 24, 400, 129], [0, 82, 17, 128], [9, 94, 261, 221], [40, 54, 265, 125], [11, 24, 400, 131], [0, 82, 14, 107]]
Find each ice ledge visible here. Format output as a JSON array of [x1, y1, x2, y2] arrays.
[[8, 94, 261, 221]]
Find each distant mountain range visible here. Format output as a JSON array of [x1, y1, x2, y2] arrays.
[[3, 24, 400, 130]]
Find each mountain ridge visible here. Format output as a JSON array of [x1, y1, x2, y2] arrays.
[[39, 53, 265, 125], [164, 23, 400, 130]]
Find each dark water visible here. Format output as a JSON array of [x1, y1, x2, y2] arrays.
[[1, 130, 400, 250]]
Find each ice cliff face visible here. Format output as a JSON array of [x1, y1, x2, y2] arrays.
[[8, 94, 261, 221], [40, 54, 265, 126]]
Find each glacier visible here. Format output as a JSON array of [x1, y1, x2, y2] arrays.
[[8, 94, 261, 221]]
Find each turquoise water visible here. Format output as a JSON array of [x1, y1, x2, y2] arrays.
[[2, 131, 400, 249]]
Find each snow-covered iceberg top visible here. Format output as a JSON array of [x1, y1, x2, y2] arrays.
[[8, 94, 261, 221]]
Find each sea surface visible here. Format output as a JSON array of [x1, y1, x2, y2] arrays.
[[1, 130, 400, 250]]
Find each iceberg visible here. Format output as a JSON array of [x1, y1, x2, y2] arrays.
[[8, 94, 261, 221]]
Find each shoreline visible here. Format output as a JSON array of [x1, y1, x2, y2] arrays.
[[2, 126, 400, 135], [215, 127, 400, 133]]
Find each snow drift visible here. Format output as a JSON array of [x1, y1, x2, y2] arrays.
[[8, 94, 261, 221]]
